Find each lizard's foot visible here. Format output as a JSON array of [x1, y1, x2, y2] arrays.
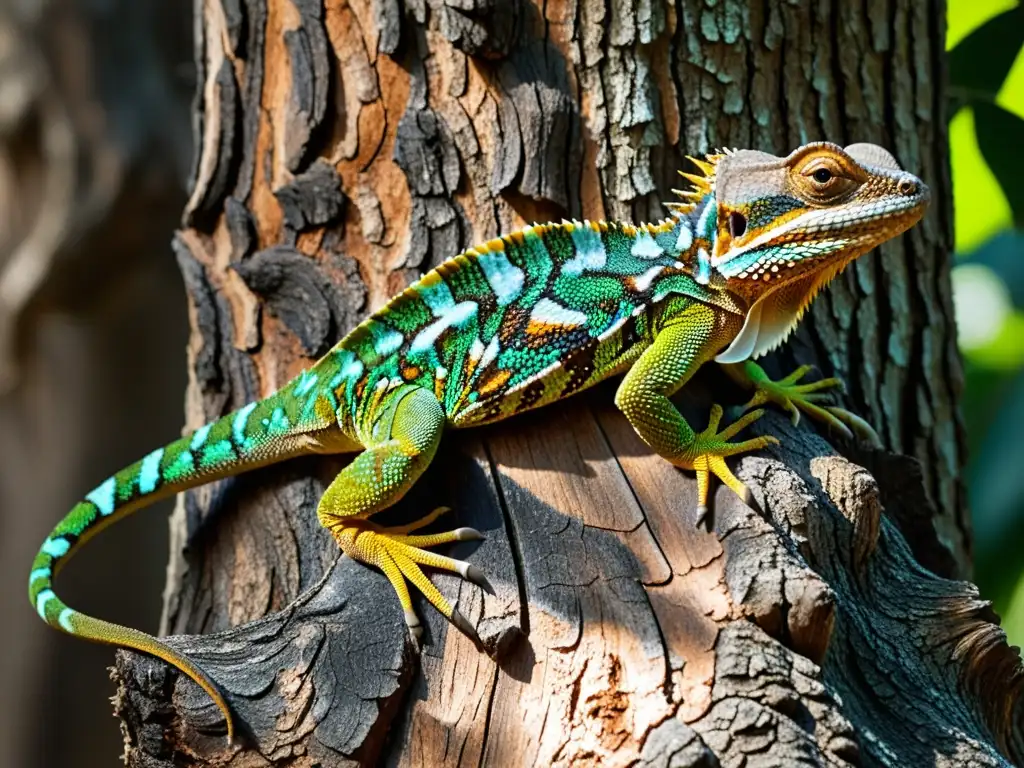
[[679, 405, 779, 525], [329, 507, 486, 645], [741, 364, 881, 446]]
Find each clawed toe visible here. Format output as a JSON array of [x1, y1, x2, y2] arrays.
[[683, 405, 772, 522], [405, 609, 423, 645], [746, 366, 879, 445], [463, 563, 491, 589], [451, 609, 480, 645], [332, 513, 488, 646], [826, 406, 881, 447]]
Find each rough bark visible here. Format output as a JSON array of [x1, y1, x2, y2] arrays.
[[114, 0, 1023, 766]]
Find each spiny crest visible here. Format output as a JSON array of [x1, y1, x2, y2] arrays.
[[666, 148, 735, 216]]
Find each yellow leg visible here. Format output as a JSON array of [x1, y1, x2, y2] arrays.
[[317, 386, 484, 643], [686, 405, 776, 525], [615, 303, 776, 524]]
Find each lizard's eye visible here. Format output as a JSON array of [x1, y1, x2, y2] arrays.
[[795, 156, 861, 203], [803, 161, 842, 188]]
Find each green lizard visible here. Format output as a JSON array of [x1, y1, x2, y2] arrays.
[[29, 141, 928, 741]]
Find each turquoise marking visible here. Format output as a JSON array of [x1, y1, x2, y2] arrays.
[[715, 244, 804, 277], [232, 402, 258, 446], [58, 608, 75, 632], [190, 423, 212, 451], [372, 325, 404, 357], [35, 588, 56, 619], [631, 231, 664, 260], [300, 392, 322, 422], [163, 450, 195, 482], [698, 200, 717, 240], [564, 224, 607, 275], [203, 440, 236, 466], [418, 279, 457, 316], [602, 302, 630, 337], [328, 348, 350, 390], [695, 248, 712, 285], [85, 476, 116, 517], [268, 407, 291, 434], [29, 568, 50, 585], [477, 250, 525, 306], [410, 301, 479, 353], [294, 373, 318, 398], [138, 447, 164, 494], [42, 537, 70, 558], [675, 221, 693, 252], [341, 355, 364, 380], [530, 298, 588, 328], [716, 249, 760, 277]]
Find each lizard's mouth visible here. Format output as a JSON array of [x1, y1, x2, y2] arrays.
[[712, 193, 929, 281]]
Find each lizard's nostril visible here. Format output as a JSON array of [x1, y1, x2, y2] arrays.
[[898, 178, 918, 196]]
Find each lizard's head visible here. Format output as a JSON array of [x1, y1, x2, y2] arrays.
[[672, 142, 929, 362]]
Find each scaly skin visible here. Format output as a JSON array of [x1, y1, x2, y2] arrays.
[[29, 141, 929, 742]]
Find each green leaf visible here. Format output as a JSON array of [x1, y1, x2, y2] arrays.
[[949, 5, 1024, 105], [997, 42, 1024, 119], [950, 108, 1014, 250], [974, 100, 1024, 226], [947, 0, 1020, 50]]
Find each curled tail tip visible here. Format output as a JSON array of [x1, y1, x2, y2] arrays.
[[84, 615, 238, 744], [31, 442, 243, 742], [29, 562, 237, 743]]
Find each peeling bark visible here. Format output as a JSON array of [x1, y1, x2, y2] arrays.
[[114, 1, 1022, 766]]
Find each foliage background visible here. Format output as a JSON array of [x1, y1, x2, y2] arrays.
[[947, 0, 1024, 642]]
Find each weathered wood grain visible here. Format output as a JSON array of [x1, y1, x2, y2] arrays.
[[113, 0, 1022, 765]]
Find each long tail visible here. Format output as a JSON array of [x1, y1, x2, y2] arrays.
[[28, 390, 335, 743]]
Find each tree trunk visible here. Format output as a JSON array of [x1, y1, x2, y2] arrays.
[[114, 1, 1023, 765]]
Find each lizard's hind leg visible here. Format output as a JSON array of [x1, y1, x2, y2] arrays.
[[317, 385, 484, 643]]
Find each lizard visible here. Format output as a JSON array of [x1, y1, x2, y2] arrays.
[[29, 141, 929, 742]]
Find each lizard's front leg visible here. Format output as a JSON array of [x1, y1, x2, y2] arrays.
[[721, 360, 881, 446], [317, 385, 485, 643], [615, 304, 778, 525]]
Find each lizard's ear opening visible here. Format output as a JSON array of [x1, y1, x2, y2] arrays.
[[728, 211, 747, 238]]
